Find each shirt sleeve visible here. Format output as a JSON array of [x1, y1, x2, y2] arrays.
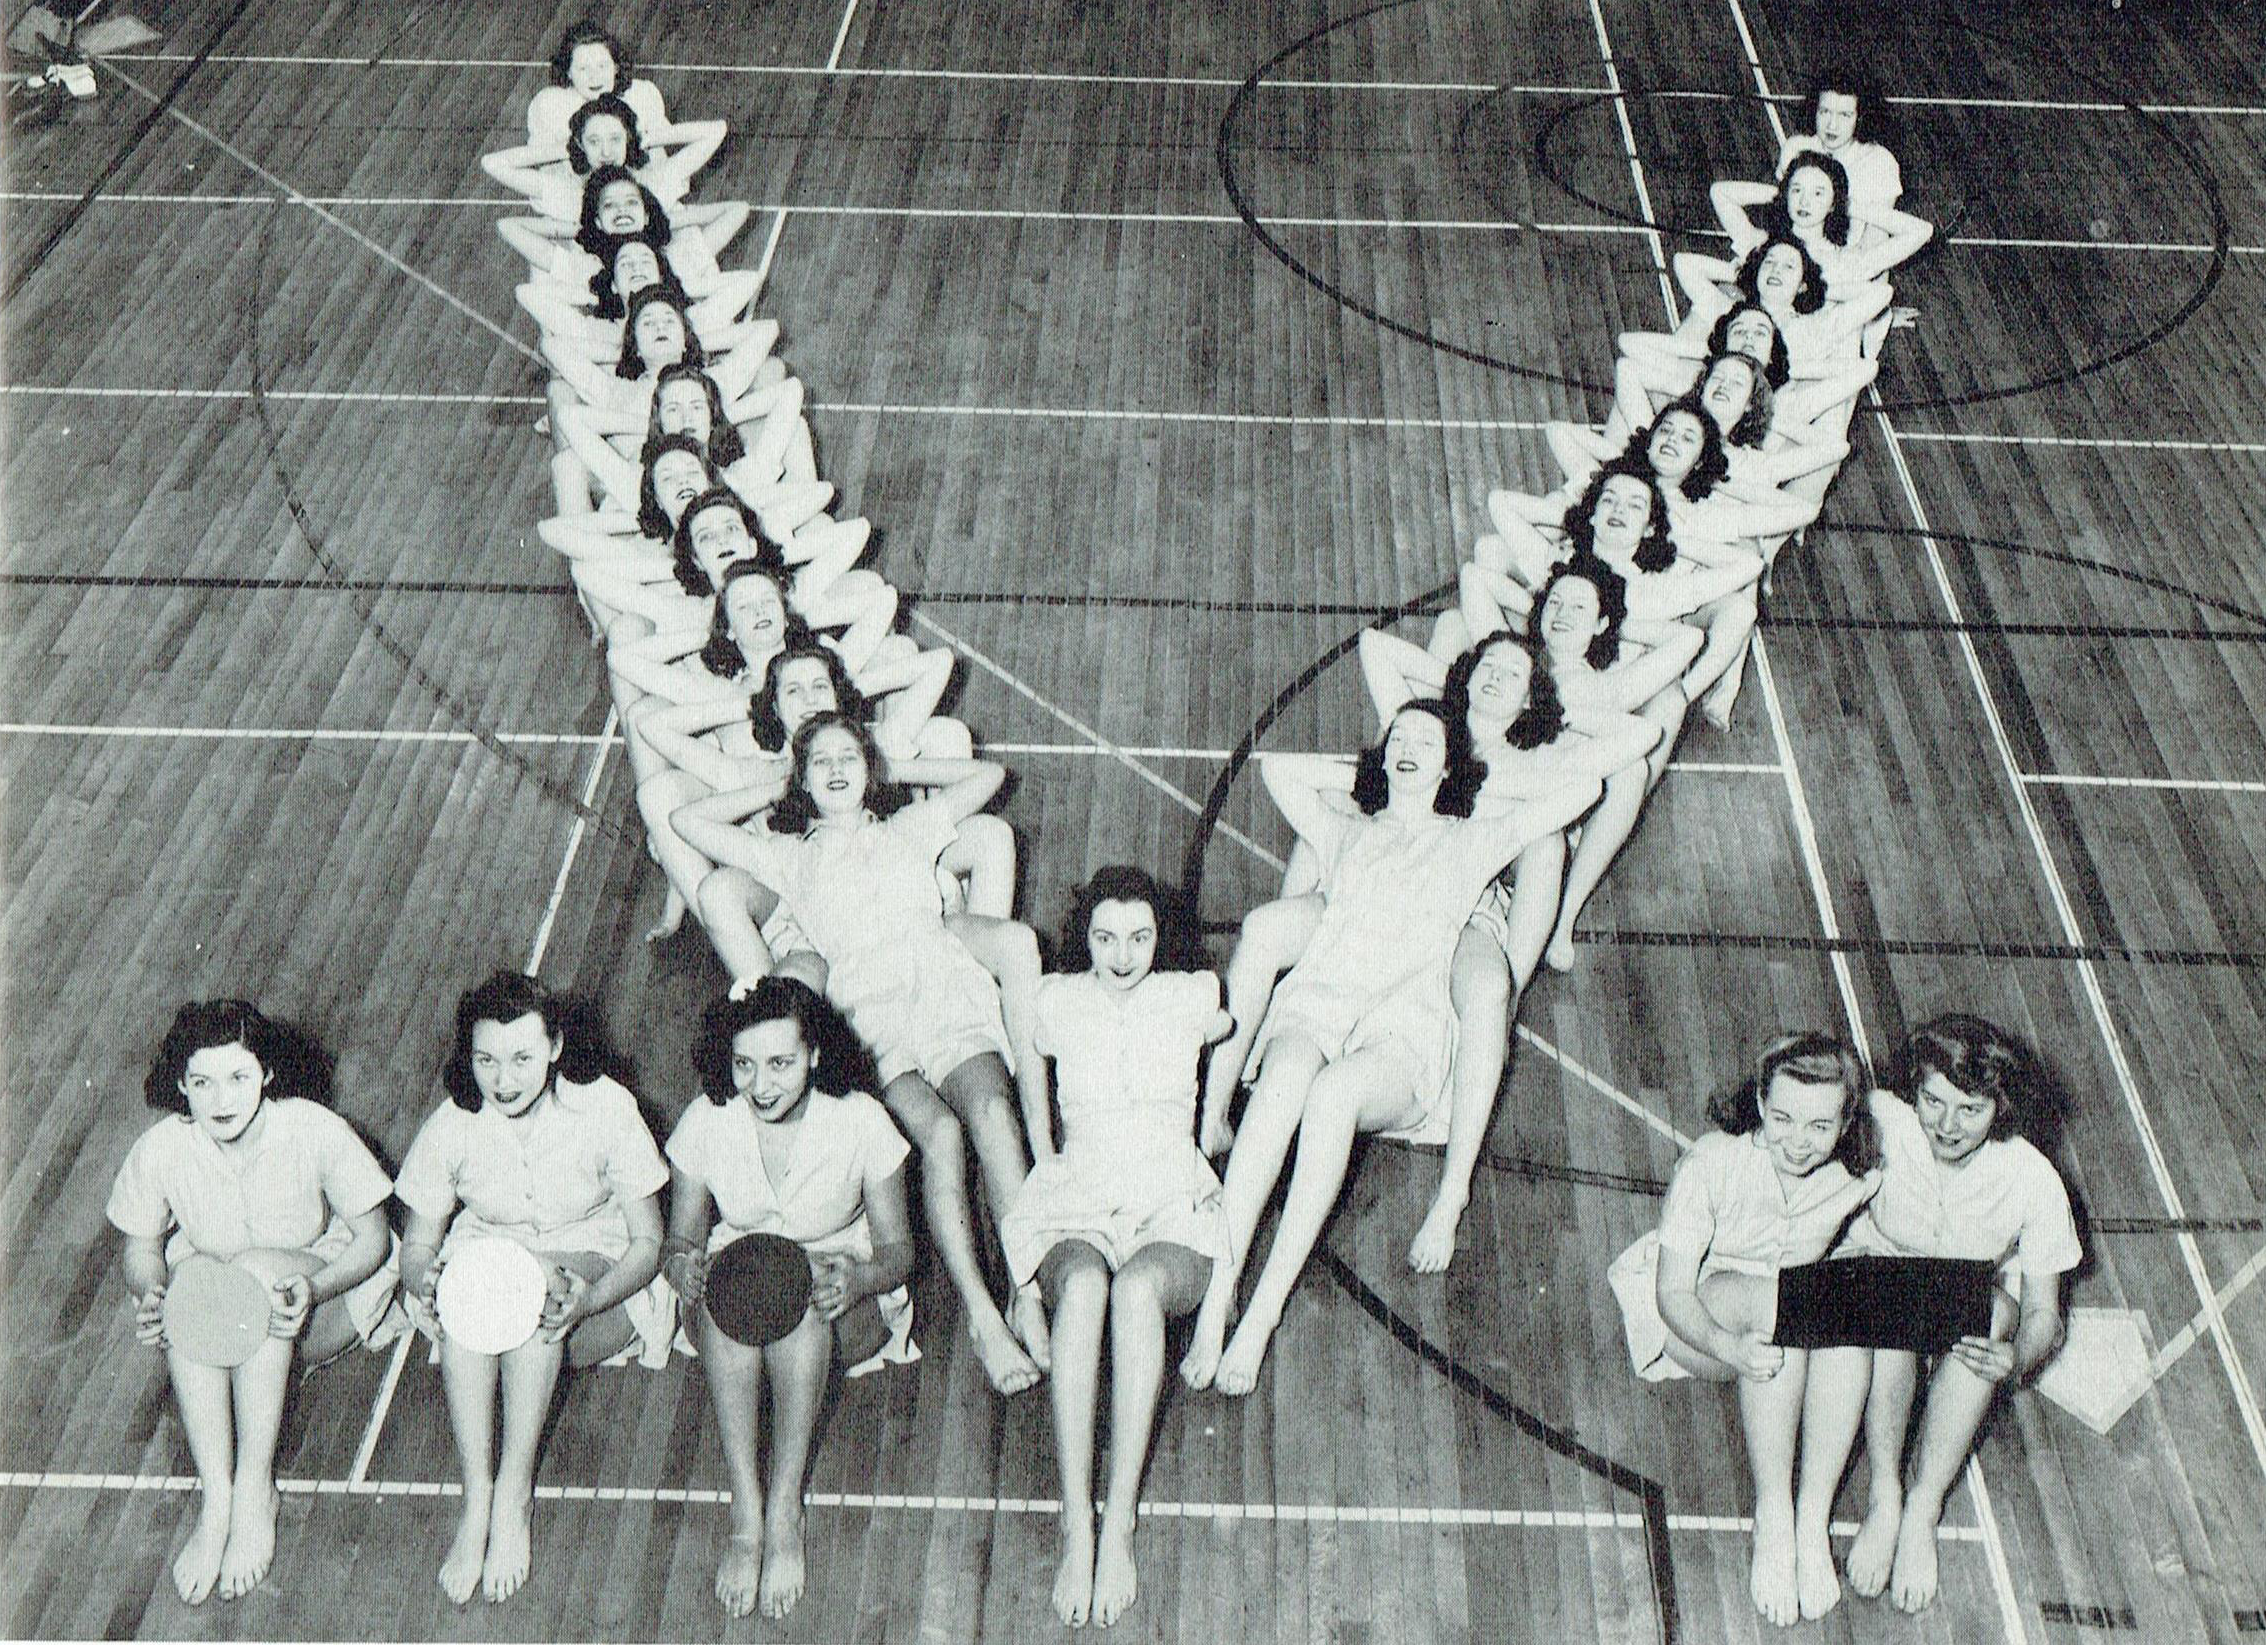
[[1657, 1136, 1727, 1256], [2012, 1146, 2082, 1279], [853, 1094, 913, 1187], [105, 1123, 177, 1240], [1032, 975, 1073, 1059], [664, 1099, 715, 1183], [306, 1106, 394, 1219], [595, 1081, 671, 1204], [392, 1105, 466, 1223]]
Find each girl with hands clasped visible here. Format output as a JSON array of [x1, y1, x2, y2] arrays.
[[109, 1001, 399, 1605], [663, 981, 917, 1622], [998, 868, 1233, 1628], [1606, 1033, 1882, 1628], [394, 973, 671, 1606], [1838, 1016, 2078, 1615]]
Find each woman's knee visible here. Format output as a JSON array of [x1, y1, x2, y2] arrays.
[[697, 867, 757, 925], [1038, 1239, 1111, 1309]]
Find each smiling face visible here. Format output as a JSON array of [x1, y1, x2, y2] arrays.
[[654, 377, 712, 445], [1539, 574, 1609, 661], [1755, 1072, 1849, 1177], [731, 1018, 815, 1124], [610, 239, 662, 300], [1755, 243, 1804, 307], [1088, 897, 1160, 992], [801, 724, 870, 817], [1464, 637, 1534, 725], [1646, 411, 1706, 482], [179, 1041, 272, 1146], [469, 1011, 562, 1119], [596, 178, 648, 235], [771, 654, 839, 737], [1783, 163, 1834, 231], [579, 111, 631, 170], [1723, 306, 1778, 363], [567, 40, 619, 97], [651, 449, 707, 523], [1813, 90, 1858, 151], [1590, 472, 1656, 553], [1382, 707, 1449, 798], [725, 574, 788, 664], [1913, 1070, 1995, 1167], [687, 501, 753, 586], [631, 301, 687, 368], [1699, 356, 1758, 431]]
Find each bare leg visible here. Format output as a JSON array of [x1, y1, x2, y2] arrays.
[[635, 768, 717, 940], [880, 1073, 1038, 1395], [1891, 1292, 2017, 1614], [943, 915, 1047, 1151], [1199, 896, 1322, 1156], [1215, 1048, 1417, 1395], [757, 1304, 830, 1620], [695, 868, 780, 986], [1794, 1346, 1872, 1619], [938, 1054, 1050, 1371], [1738, 1346, 1811, 1628], [1689, 592, 1760, 730], [484, 1331, 569, 1601], [1546, 764, 1648, 972], [1410, 926, 1513, 1274], [694, 1308, 766, 1618], [1096, 1244, 1209, 1626], [1038, 1241, 1111, 1626], [1182, 1036, 1326, 1389], [164, 1355, 236, 1604], [435, 1341, 499, 1604], [1846, 1349, 1916, 1596]]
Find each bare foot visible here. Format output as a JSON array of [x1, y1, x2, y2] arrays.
[[758, 1509, 806, 1619], [1091, 1520, 1138, 1627], [643, 886, 688, 943], [1009, 1284, 1053, 1375], [969, 1312, 1042, 1396], [482, 1489, 532, 1603], [172, 1490, 232, 1605], [1179, 1296, 1228, 1391], [1542, 932, 1577, 974], [715, 1534, 761, 1619], [1052, 1514, 1095, 1627], [1888, 1500, 1941, 1613], [1748, 1499, 1798, 1627], [1407, 1194, 1467, 1274], [1846, 1491, 1901, 1598], [1214, 1303, 1281, 1398], [438, 1494, 488, 1605], [1794, 1514, 1841, 1621], [218, 1484, 278, 1600]]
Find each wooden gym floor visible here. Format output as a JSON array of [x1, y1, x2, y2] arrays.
[[3, 0, 2264, 1639]]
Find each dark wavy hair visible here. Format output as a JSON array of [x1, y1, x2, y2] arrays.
[[636, 432, 722, 542], [1800, 68, 1888, 151], [1058, 865, 1206, 976], [143, 999, 318, 1114], [672, 485, 782, 597], [1734, 233, 1826, 316], [1443, 631, 1566, 751], [750, 640, 866, 751], [1625, 396, 1730, 502], [1764, 150, 1852, 249], [616, 286, 704, 381], [1529, 553, 1629, 673], [550, 22, 630, 91], [646, 361, 747, 467], [1705, 1030, 1879, 1174], [588, 230, 683, 320], [576, 164, 670, 256], [442, 972, 603, 1113], [702, 561, 811, 680], [1892, 1014, 2072, 1152], [566, 93, 648, 176], [768, 711, 911, 834], [691, 978, 869, 1104], [1562, 461, 1678, 574], [1705, 302, 1791, 389], [1699, 349, 1774, 449], [1349, 699, 1485, 819]]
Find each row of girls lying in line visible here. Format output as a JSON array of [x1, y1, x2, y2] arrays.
[[102, 35, 2061, 1635]]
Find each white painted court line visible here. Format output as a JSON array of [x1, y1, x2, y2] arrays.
[[1514, 1025, 1692, 1151], [2150, 1244, 2266, 1384], [94, 62, 541, 366], [0, 1471, 1985, 1540], [0, 723, 611, 744], [2022, 772, 2266, 796], [1897, 432, 2266, 456]]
